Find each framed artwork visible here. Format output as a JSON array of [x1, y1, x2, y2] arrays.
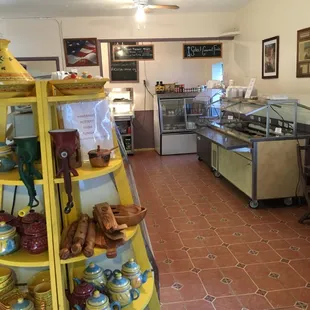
[[296, 27, 310, 78], [262, 36, 279, 79], [63, 38, 98, 67]]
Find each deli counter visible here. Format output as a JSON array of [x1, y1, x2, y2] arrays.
[[195, 97, 310, 208]]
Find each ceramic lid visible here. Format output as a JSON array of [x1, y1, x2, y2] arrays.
[[0, 210, 15, 223], [73, 281, 95, 296], [86, 290, 109, 308], [108, 272, 130, 292], [88, 145, 110, 156], [84, 262, 103, 278], [24, 220, 47, 236], [122, 258, 140, 274], [0, 221, 16, 239], [21, 210, 45, 224], [12, 298, 34, 310]]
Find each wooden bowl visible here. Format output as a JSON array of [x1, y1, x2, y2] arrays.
[[111, 205, 147, 226]]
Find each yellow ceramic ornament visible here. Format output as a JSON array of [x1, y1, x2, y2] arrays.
[[0, 39, 33, 81]]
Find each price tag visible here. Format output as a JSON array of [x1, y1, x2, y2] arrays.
[[228, 115, 234, 120], [275, 127, 282, 134]]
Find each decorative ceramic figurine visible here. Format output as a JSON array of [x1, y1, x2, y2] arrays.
[[49, 129, 79, 214], [107, 272, 140, 307], [73, 290, 121, 310], [82, 262, 113, 288], [0, 221, 20, 256], [0, 142, 15, 172], [11, 298, 35, 310], [119, 258, 151, 289], [21, 220, 48, 254], [66, 279, 96, 310], [0, 39, 33, 81], [14, 136, 42, 210]]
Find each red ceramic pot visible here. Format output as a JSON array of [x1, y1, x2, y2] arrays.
[[21, 220, 48, 254], [65, 280, 95, 309], [0, 210, 22, 233], [20, 209, 45, 234]]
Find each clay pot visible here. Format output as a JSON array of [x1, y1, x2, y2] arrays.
[[21, 220, 48, 254], [88, 146, 117, 168], [0, 210, 22, 233], [20, 209, 45, 234]]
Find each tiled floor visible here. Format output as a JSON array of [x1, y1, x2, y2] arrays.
[[130, 151, 310, 310]]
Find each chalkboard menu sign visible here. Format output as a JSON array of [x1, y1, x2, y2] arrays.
[[183, 43, 222, 59], [112, 45, 154, 61], [109, 42, 139, 82]]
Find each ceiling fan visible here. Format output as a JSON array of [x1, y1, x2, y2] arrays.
[[127, 0, 180, 21]]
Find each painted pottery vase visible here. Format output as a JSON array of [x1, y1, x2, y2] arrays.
[[107, 272, 140, 307], [73, 290, 121, 310], [0, 221, 20, 256], [119, 258, 151, 289], [11, 298, 35, 310], [0, 39, 33, 81]]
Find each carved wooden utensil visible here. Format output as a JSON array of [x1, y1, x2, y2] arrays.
[[110, 204, 147, 226]]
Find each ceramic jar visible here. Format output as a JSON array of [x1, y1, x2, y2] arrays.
[[0, 210, 21, 231], [20, 210, 45, 233], [82, 262, 113, 288], [107, 272, 140, 307], [0, 142, 15, 172], [21, 220, 48, 254], [73, 290, 121, 310], [0, 221, 20, 256], [88, 146, 111, 168], [11, 298, 35, 310], [120, 258, 151, 289], [66, 280, 95, 310]]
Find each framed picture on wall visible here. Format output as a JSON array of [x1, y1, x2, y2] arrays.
[[296, 27, 310, 78], [63, 38, 99, 67], [262, 36, 279, 79]]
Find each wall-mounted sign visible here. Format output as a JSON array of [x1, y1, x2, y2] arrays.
[[112, 44, 154, 61], [183, 43, 222, 59]]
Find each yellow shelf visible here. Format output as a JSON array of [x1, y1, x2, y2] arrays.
[[54, 159, 122, 184], [60, 225, 138, 265], [0, 248, 49, 267], [125, 276, 154, 310], [47, 93, 106, 103], [0, 168, 44, 186], [0, 97, 37, 106]]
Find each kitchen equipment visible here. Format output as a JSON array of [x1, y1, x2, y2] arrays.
[[81, 262, 113, 288], [65, 280, 95, 310], [118, 258, 150, 289], [11, 298, 35, 310], [110, 204, 147, 226], [107, 272, 139, 307], [88, 146, 118, 168], [0, 221, 20, 256], [33, 282, 52, 310], [21, 220, 48, 254], [49, 129, 79, 214], [14, 136, 42, 212], [27, 270, 50, 296], [73, 290, 121, 310]]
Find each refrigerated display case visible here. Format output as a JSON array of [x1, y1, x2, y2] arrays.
[[154, 93, 204, 155]]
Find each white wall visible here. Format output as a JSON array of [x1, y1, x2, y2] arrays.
[[101, 41, 231, 110], [228, 0, 310, 105]]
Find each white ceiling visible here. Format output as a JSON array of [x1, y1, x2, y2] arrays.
[[0, 0, 251, 18]]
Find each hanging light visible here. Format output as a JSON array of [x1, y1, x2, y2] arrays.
[[135, 5, 145, 22]]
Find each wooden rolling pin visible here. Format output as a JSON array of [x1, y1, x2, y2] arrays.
[[60, 221, 78, 260], [71, 214, 89, 256], [83, 220, 96, 258]]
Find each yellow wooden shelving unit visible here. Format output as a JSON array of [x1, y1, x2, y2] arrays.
[[37, 80, 160, 310], [0, 81, 58, 310]]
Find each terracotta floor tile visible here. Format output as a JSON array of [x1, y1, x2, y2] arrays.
[[251, 223, 300, 240], [188, 194, 208, 204], [192, 257, 218, 269], [166, 206, 188, 218], [289, 259, 310, 282], [206, 213, 245, 228], [161, 303, 186, 310], [173, 272, 207, 301], [229, 242, 281, 264], [160, 273, 175, 287], [172, 216, 209, 231], [160, 287, 183, 303], [181, 205, 202, 217], [179, 229, 222, 248], [206, 246, 238, 268], [199, 268, 234, 297], [238, 294, 272, 310], [166, 249, 189, 260], [216, 225, 261, 244], [238, 210, 279, 224], [213, 296, 243, 310], [268, 239, 309, 260], [187, 247, 208, 259], [183, 300, 214, 310]]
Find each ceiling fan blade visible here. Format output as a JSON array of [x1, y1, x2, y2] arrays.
[[147, 4, 180, 9]]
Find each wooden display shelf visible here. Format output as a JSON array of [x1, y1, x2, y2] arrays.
[[0, 168, 44, 186], [47, 93, 106, 103], [0, 97, 37, 106], [125, 276, 154, 310], [0, 249, 49, 267], [60, 225, 138, 265], [53, 159, 123, 184]]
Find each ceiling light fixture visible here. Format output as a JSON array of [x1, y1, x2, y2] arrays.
[[135, 6, 145, 22]]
